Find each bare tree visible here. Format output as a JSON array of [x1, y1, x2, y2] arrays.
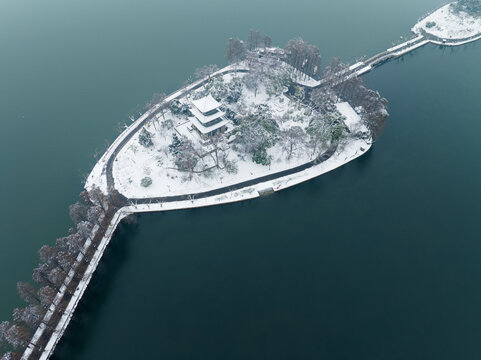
[[1, 351, 22, 360], [263, 35, 272, 49], [32, 264, 56, 289], [246, 29, 261, 50], [106, 188, 127, 212], [47, 268, 66, 289], [16, 282, 40, 306], [13, 306, 45, 330], [65, 233, 87, 257], [244, 51, 264, 97], [88, 187, 109, 213], [279, 126, 306, 160], [56, 251, 75, 274], [38, 245, 73, 274], [0, 321, 11, 352], [86, 205, 103, 226], [310, 87, 337, 113], [2, 323, 31, 350], [69, 202, 88, 225], [208, 133, 227, 168], [38, 286, 56, 310], [77, 221, 93, 241], [284, 38, 322, 79], [38, 245, 58, 266], [306, 116, 331, 158], [226, 38, 246, 64]]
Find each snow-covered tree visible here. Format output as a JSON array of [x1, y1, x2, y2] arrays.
[[47, 268, 65, 289], [1, 351, 22, 360], [168, 133, 183, 155], [194, 64, 219, 80], [13, 306, 45, 330], [310, 87, 337, 113], [452, 0, 481, 15], [233, 105, 280, 165], [174, 139, 199, 173], [138, 128, 154, 148], [306, 116, 332, 158], [4, 325, 31, 350], [279, 126, 307, 160]]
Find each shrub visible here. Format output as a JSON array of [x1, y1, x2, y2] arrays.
[[426, 21, 436, 28], [141, 177, 152, 187]]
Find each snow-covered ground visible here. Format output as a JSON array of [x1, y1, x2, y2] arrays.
[[112, 71, 365, 199], [412, 3, 481, 40], [124, 137, 371, 213]]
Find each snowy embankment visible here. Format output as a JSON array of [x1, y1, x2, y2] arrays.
[[412, 3, 481, 40], [124, 137, 371, 213]]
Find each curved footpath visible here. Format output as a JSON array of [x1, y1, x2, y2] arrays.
[[23, 8, 481, 360]]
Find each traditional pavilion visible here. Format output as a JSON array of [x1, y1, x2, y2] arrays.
[[189, 94, 228, 139]]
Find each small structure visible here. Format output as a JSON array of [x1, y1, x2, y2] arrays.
[[189, 94, 228, 139]]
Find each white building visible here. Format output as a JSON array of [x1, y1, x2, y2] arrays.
[[189, 94, 228, 139]]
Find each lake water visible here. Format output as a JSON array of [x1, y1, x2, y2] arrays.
[[1, 0, 480, 359]]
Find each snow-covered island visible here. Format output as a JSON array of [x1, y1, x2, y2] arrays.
[[86, 37, 388, 209], [13, 5, 481, 360], [413, 0, 481, 42], [84, 1, 481, 212]]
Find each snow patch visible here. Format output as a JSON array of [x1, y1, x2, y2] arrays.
[[412, 3, 481, 40]]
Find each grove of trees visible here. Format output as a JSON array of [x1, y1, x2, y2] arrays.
[[0, 187, 127, 359]]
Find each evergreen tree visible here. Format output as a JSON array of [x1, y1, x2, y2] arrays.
[[168, 134, 183, 155], [138, 128, 153, 148]]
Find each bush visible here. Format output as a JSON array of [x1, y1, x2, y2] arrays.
[[252, 146, 272, 165], [141, 177, 152, 187], [426, 21, 436, 28], [169, 100, 190, 115], [161, 119, 173, 130]]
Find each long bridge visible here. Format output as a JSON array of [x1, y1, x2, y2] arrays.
[[19, 17, 481, 360]]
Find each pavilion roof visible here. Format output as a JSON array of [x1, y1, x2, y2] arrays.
[[191, 94, 221, 114]]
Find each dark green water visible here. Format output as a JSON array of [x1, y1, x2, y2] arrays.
[[1, 0, 481, 359]]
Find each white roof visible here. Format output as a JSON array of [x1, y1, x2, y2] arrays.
[[190, 116, 228, 135], [191, 94, 221, 114], [190, 106, 225, 125]]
